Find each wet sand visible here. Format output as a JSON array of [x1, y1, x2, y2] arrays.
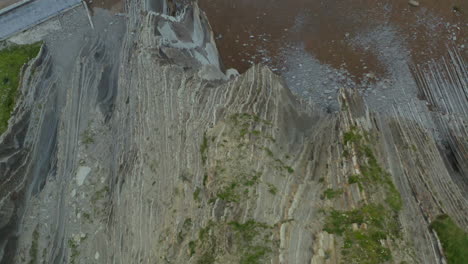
[[199, 0, 467, 81]]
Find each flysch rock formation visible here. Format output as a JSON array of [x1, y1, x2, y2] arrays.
[[0, 0, 466, 264]]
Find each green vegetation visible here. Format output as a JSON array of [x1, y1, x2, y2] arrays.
[[343, 128, 362, 145], [358, 145, 402, 212], [203, 173, 208, 186], [228, 220, 271, 241], [264, 147, 274, 157], [0, 43, 42, 134], [67, 234, 87, 264], [178, 218, 193, 242], [82, 212, 91, 222], [230, 113, 272, 127], [242, 172, 260, 186], [28, 227, 40, 264], [284, 166, 294, 174], [217, 182, 240, 202], [81, 129, 94, 145], [67, 239, 79, 264], [324, 204, 396, 235], [191, 219, 275, 264], [193, 187, 201, 202], [191, 114, 284, 261], [267, 183, 277, 195], [229, 113, 274, 142], [323, 188, 343, 199], [189, 241, 197, 256], [197, 252, 216, 264], [200, 132, 209, 164], [240, 245, 272, 264], [198, 220, 214, 241], [320, 127, 405, 263], [342, 149, 350, 158], [183, 218, 193, 229], [229, 220, 273, 264], [348, 175, 360, 184], [214, 170, 261, 203], [385, 183, 403, 212], [324, 204, 398, 263], [343, 129, 402, 212], [91, 186, 109, 205], [208, 112, 293, 204], [342, 229, 392, 263], [430, 214, 468, 264]]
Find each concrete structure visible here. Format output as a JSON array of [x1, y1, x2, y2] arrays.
[[0, 0, 81, 40]]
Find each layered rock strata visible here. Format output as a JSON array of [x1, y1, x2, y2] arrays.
[[0, 1, 466, 263]]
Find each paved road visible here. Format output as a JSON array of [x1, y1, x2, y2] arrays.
[[0, 0, 81, 40]]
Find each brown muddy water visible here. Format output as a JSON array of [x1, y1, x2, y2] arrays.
[[199, 0, 466, 77], [198, 0, 466, 111]]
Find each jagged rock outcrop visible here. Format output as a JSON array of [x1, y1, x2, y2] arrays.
[[0, 1, 466, 264]]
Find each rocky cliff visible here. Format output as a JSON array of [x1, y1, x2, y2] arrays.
[[0, 1, 466, 264]]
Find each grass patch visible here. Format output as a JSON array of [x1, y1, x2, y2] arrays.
[[229, 220, 273, 264], [82, 212, 91, 222], [430, 214, 468, 264], [228, 220, 271, 243], [0, 43, 42, 134], [264, 147, 274, 157], [343, 128, 362, 145], [267, 183, 277, 195], [193, 187, 201, 202], [197, 252, 216, 264], [240, 245, 271, 264], [325, 127, 405, 262], [342, 229, 392, 263], [323, 188, 343, 199], [324, 204, 387, 235], [217, 182, 240, 202], [200, 132, 209, 164], [81, 129, 94, 145], [203, 173, 208, 186], [348, 175, 361, 184], [193, 219, 275, 264], [348, 133, 403, 213], [67, 239, 80, 264], [385, 183, 403, 212], [360, 152, 402, 212], [28, 227, 40, 264], [342, 149, 350, 158], [198, 220, 215, 241], [284, 166, 294, 174], [242, 172, 261, 186], [189, 241, 197, 256], [213, 170, 261, 203], [178, 218, 193, 242], [324, 204, 398, 263]]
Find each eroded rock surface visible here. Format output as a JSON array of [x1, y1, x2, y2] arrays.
[[0, 1, 466, 264]]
